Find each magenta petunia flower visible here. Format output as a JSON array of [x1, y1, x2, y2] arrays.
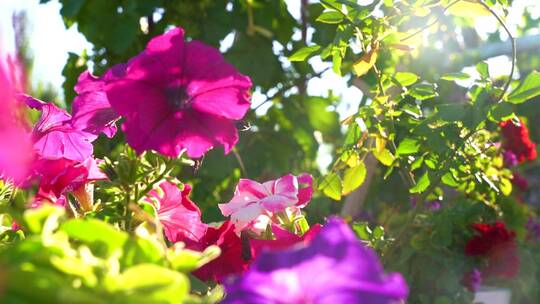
[[105, 27, 252, 158], [223, 218, 409, 303], [23, 95, 96, 162], [146, 181, 207, 245], [32, 156, 107, 198], [71, 71, 120, 138], [218, 173, 313, 234]]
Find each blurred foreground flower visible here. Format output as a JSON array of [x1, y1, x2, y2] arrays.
[[223, 218, 408, 303], [0, 56, 33, 184]]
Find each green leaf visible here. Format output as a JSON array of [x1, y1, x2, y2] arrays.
[[60, 219, 128, 255], [436, 104, 467, 122], [167, 244, 220, 273], [342, 162, 367, 195], [316, 11, 344, 24], [440, 72, 470, 81], [373, 148, 395, 166], [107, 264, 189, 303], [396, 138, 420, 155], [410, 171, 430, 193], [488, 102, 514, 122], [408, 83, 437, 100], [332, 50, 343, 76], [476, 61, 490, 79], [507, 71, 540, 104], [23, 205, 65, 235], [289, 45, 321, 62], [441, 172, 459, 187], [318, 173, 342, 200], [395, 72, 418, 86]]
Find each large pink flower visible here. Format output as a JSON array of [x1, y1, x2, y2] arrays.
[[105, 27, 252, 158], [218, 173, 313, 234], [146, 181, 207, 245], [71, 71, 120, 138]]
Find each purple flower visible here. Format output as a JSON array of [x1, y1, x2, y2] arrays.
[[223, 218, 408, 304], [503, 150, 518, 168], [105, 27, 252, 158], [526, 218, 540, 242], [425, 200, 441, 211], [461, 268, 482, 292]]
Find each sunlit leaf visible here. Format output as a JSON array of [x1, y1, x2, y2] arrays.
[[342, 162, 367, 195], [316, 11, 344, 24], [396, 138, 420, 155], [395, 72, 419, 86], [289, 45, 321, 62], [447, 0, 490, 18], [410, 171, 430, 193], [318, 173, 342, 200], [353, 46, 379, 77], [440, 72, 470, 81], [507, 71, 540, 104]]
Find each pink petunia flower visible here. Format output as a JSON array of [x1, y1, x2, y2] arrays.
[[146, 181, 208, 245], [71, 71, 121, 138], [32, 156, 107, 211], [32, 157, 107, 197], [23, 95, 97, 162], [218, 173, 313, 234], [105, 27, 252, 158]]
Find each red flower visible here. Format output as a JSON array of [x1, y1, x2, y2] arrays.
[[500, 119, 537, 164], [191, 221, 250, 282], [465, 222, 519, 278]]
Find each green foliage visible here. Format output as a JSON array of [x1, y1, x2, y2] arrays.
[[0, 206, 220, 303]]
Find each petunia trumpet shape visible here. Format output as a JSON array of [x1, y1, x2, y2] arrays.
[[147, 181, 207, 246], [105, 27, 252, 158], [219, 173, 313, 234], [223, 218, 409, 303], [23, 95, 96, 162]]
